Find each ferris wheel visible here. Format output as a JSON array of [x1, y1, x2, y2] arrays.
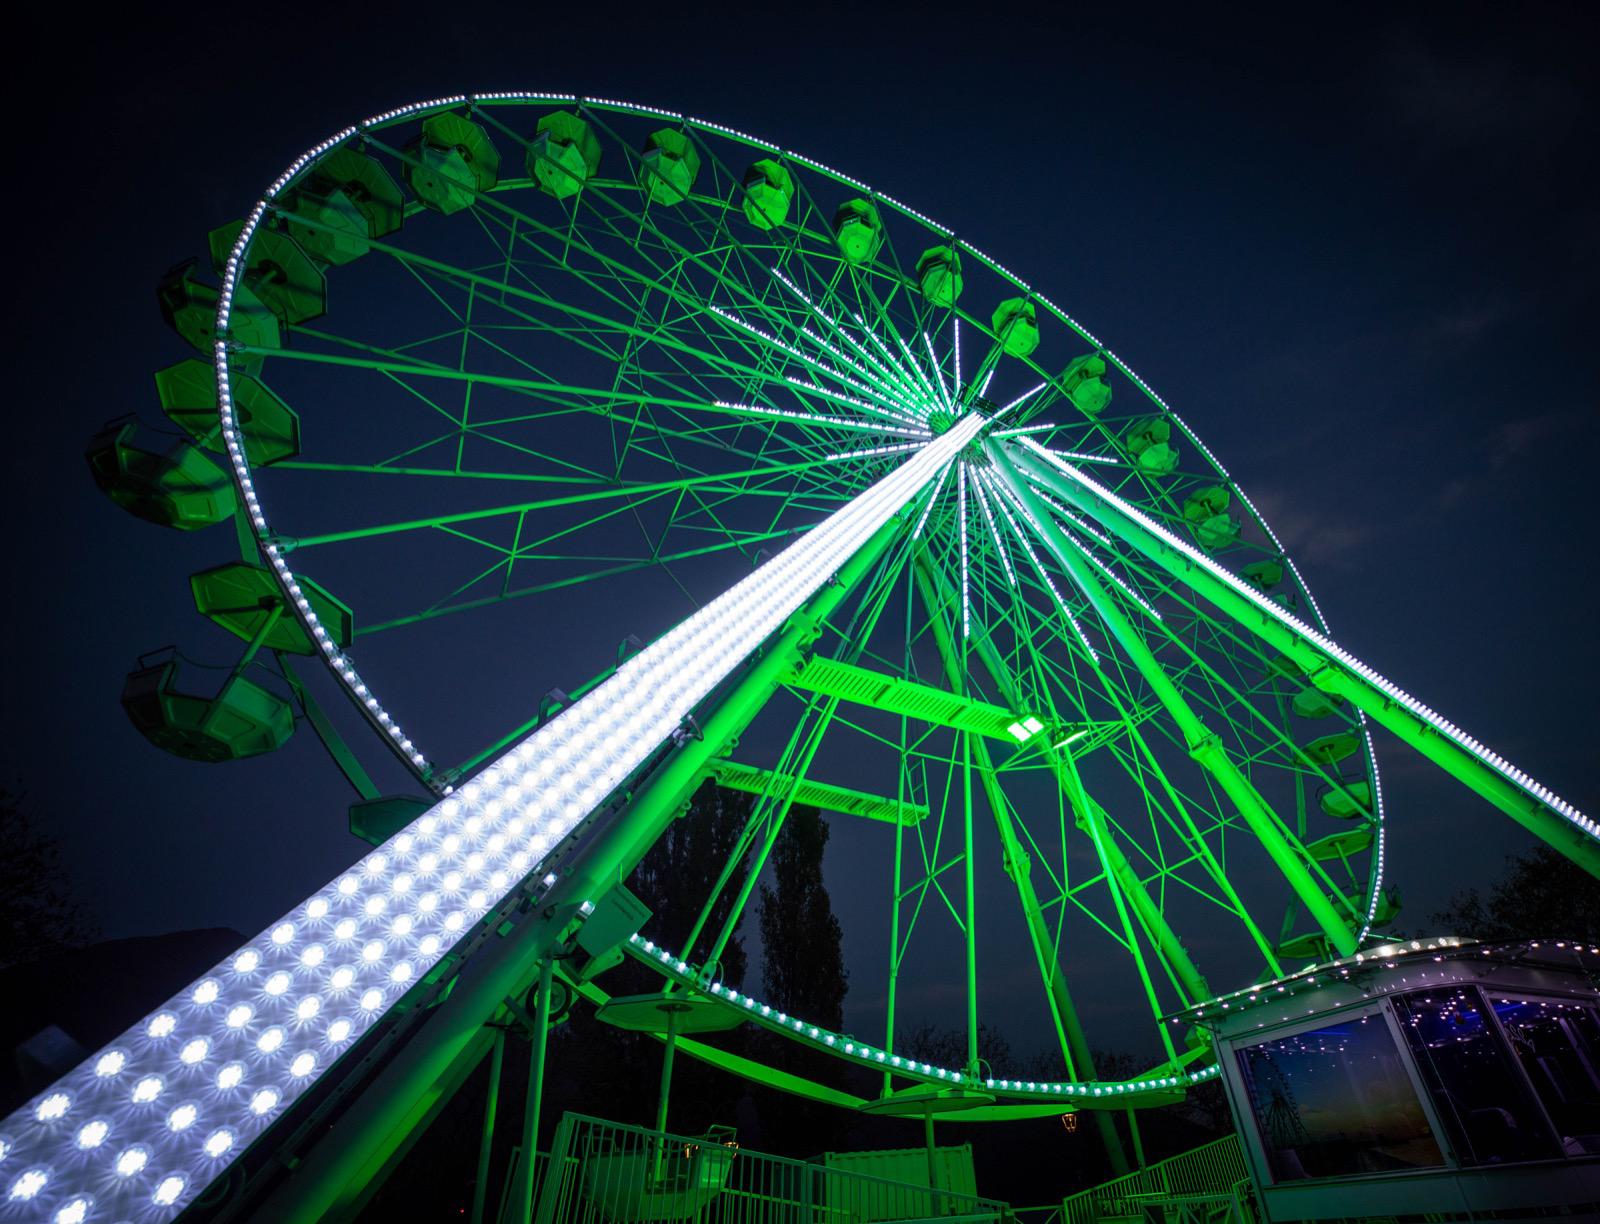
[[6, 93, 1595, 1224]]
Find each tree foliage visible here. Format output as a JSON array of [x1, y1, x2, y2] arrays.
[[1432, 844, 1600, 942], [899, 1020, 1014, 1076], [630, 781, 756, 988], [758, 804, 847, 1030], [0, 784, 98, 969]]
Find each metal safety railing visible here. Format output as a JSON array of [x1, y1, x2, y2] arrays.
[[533, 1112, 1013, 1223], [1059, 1135, 1252, 1224]]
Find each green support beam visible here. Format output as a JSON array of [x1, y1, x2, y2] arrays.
[[710, 760, 928, 825], [1005, 438, 1600, 879], [253, 515, 913, 1222], [785, 653, 1042, 741], [912, 555, 1131, 1175], [989, 441, 1361, 957]]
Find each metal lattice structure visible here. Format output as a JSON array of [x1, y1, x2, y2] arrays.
[[8, 93, 1596, 1223]]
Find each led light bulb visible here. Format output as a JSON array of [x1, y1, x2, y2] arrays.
[[166, 1104, 197, 1132], [94, 1050, 125, 1077], [114, 1147, 148, 1177], [75, 1120, 108, 1149]]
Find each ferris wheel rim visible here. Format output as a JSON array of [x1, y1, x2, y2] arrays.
[[207, 91, 1388, 1073], [213, 89, 1371, 802]]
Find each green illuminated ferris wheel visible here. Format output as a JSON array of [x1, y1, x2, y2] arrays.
[[12, 93, 1593, 1223]]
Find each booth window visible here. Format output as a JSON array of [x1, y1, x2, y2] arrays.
[[1392, 987, 1561, 1165], [1489, 995, 1600, 1155], [1237, 1013, 1443, 1181]]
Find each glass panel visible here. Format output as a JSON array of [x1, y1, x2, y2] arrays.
[[1489, 995, 1600, 1155], [1393, 986, 1560, 1165], [1236, 1012, 1444, 1182]]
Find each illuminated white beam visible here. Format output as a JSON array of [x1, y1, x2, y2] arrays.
[[1014, 436, 1597, 840], [0, 421, 983, 1223]]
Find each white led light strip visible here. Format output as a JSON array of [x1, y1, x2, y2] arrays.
[[0, 408, 979, 1221], [627, 934, 1217, 1099], [1015, 437, 1597, 839]]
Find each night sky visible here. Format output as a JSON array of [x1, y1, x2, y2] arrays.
[[6, 3, 1597, 1066]]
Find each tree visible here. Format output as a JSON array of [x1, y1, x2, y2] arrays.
[[630, 780, 756, 987], [758, 805, 846, 1029], [0, 784, 99, 969], [900, 1020, 1013, 1076], [1432, 844, 1600, 942]]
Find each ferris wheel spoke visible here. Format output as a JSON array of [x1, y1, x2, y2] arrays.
[[356, 525, 808, 640], [917, 551, 1222, 1012], [444, 153, 930, 428], [946, 510, 1329, 988], [281, 450, 849, 553], [911, 558, 1129, 1085], [988, 441, 1365, 947], [683, 521, 918, 976], [1017, 428, 1593, 870]]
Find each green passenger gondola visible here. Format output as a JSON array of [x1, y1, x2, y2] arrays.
[[85, 419, 236, 530], [154, 359, 300, 466], [121, 658, 295, 762], [529, 111, 602, 199]]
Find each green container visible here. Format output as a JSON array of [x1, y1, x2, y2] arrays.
[[155, 359, 300, 466], [741, 159, 793, 230], [833, 198, 883, 265], [640, 128, 700, 205], [86, 420, 236, 530], [529, 111, 602, 200], [191, 562, 351, 655], [916, 245, 963, 306], [1060, 352, 1111, 415], [350, 795, 433, 846], [121, 660, 295, 762], [991, 297, 1039, 358], [157, 261, 279, 354], [406, 112, 500, 214]]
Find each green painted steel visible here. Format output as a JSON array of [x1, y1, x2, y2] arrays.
[[740, 157, 794, 229], [251, 516, 914, 1220], [155, 359, 300, 465], [991, 441, 1361, 957], [1004, 439, 1600, 876], [190, 561, 351, 654], [528, 110, 602, 199], [710, 760, 929, 825], [120, 658, 294, 762], [86, 419, 236, 530], [94, 96, 1597, 1223], [639, 127, 699, 204], [786, 654, 1042, 740]]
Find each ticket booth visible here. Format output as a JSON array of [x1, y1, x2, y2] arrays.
[[1179, 937, 1600, 1222]]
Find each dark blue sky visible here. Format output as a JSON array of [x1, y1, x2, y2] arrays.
[[5, 2, 1596, 1062]]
